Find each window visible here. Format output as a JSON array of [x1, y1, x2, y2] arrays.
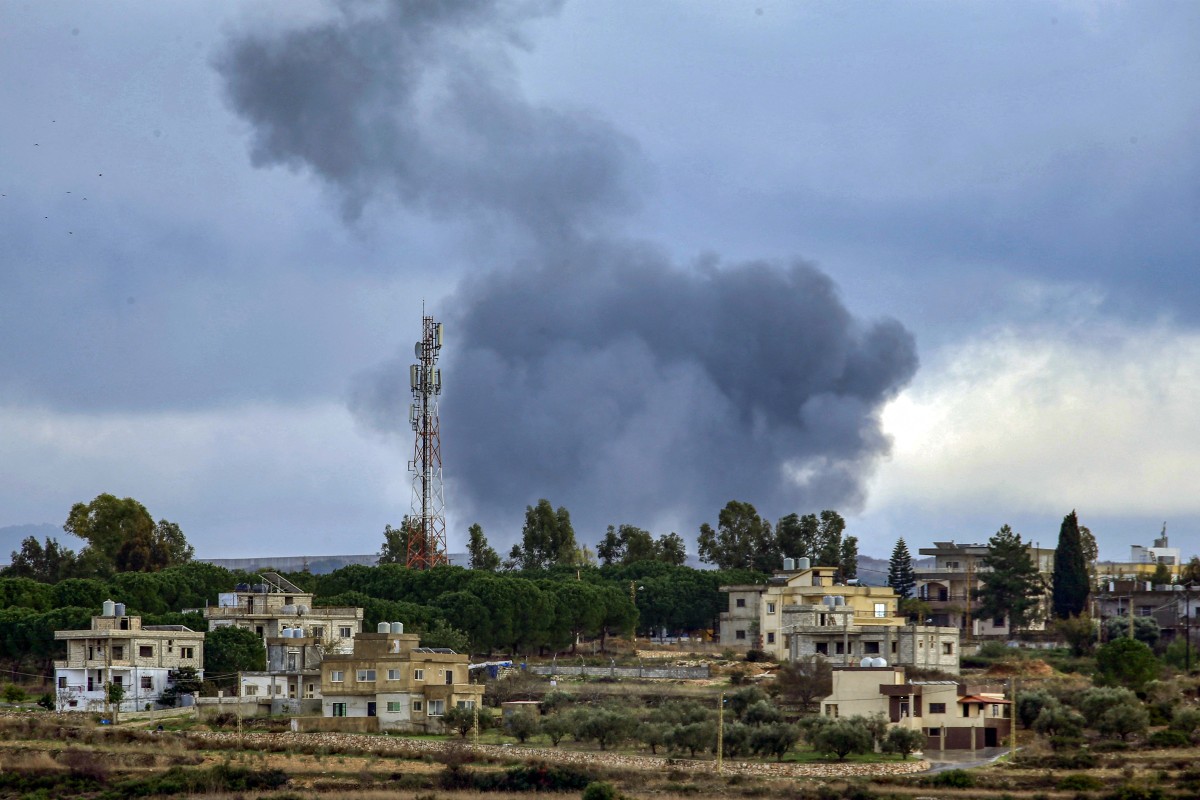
[[992, 615, 1005, 627], [330, 671, 344, 683], [428, 699, 445, 716], [414, 669, 424, 681], [305, 683, 315, 699], [766, 632, 775, 644], [735, 630, 746, 640], [942, 642, 954, 655], [767, 602, 776, 614], [112, 646, 125, 660], [58, 677, 67, 689], [245, 685, 258, 696], [312, 627, 324, 639], [255, 626, 264, 636], [387, 702, 403, 712], [825, 704, 838, 717], [181, 647, 194, 660], [735, 598, 746, 608], [356, 669, 376, 682], [112, 676, 123, 687], [139, 645, 153, 658], [445, 670, 454, 685], [141, 676, 153, 690], [927, 727, 941, 737], [340, 626, 353, 638], [332, 703, 347, 717], [387, 669, 401, 681], [929, 703, 946, 714], [88, 646, 94, 660], [87, 676, 94, 691], [457, 700, 475, 709], [890, 641, 897, 654], [1137, 606, 1154, 617], [863, 641, 880, 654], [873, 603, 887, 618], [835, 642, 844, 655], [815, 642, 829, 655], [412, 700, 423, 712]]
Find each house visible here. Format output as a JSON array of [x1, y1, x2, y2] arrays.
[[1095, 532, 1184, 583], [720, 561, 960, 673], [915, 541, 1055, 639], [238, 632, 326, 714], [318, 623, 484, 732], [203, 572, 363, 649], [54, 600, 204, 712], [1095, 579, 1200, 646], [820, 665, 1011, 751]]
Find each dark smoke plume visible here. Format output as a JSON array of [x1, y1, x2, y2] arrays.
[[216, 1, 918, 543]]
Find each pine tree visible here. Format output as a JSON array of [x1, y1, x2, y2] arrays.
[[974, 525, 1044, 630], [1052, 510, 1090, 618], [887, 538, 916, 598]]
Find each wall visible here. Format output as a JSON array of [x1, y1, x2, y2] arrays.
[[527, 665, 710, 680]]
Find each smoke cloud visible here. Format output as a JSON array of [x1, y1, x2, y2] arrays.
[[216, 1, 918, 543]]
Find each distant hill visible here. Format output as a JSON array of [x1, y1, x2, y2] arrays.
[[0, 523, 60, 565]]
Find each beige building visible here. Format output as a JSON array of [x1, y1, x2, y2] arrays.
[[820, 665, 1010, 751], [319, 624, 484, 732], [915, 541, 1055, 638], [721, 563, 960, 672], [203, 572, 363, 650], [54, 600, 205, 712]]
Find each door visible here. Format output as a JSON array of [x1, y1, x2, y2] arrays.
[[367, 702, 377, 717], [984, 727, 998, 747]]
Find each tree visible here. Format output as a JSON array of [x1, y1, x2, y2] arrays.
[[1183, 556, 1200, 585], [507, 709, 539, 743], [541, 713, 573, 747], [887, 538, 915, 599], [514, 500, 577, 570], [1103, 615, 1160, 648], [750, 722, 800, 761], [443, 705, 478, 737], [1151, 561, 1173, 586], [64, 494, 188, 575], [1094, 638, 1160, 691], [809, 717, 872, 761], [467, 524, 501, 571], [1097, 702, 1149, 741], [597, 527, 622, 566], [772, 655, 832, 711], [655, 532, 687, 566], [668, 720, 716, 758], [378, 521, 411, 565], [574, 707, 636, 750], [1052, 511, 1090, 619], [813, 511, 847, 568], [3, 536, 79, 583], [204, 626, 266, 687], [1016, 689, 1058, 729], [159, 666, 202, 707], [973, 525, 1044, 631], [1079, 525, 1098, 564], [838, 535, 859, 583], [1055, 614, 1098, 657], [882, 726, 925, 759], [1032, 703, 1084, 738], [697, 501, 778, 572]]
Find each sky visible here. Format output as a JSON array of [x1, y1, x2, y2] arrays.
[[1, 1, 1198, 564]]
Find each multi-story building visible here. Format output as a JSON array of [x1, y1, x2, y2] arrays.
[[720, 561, 960, 672], [1095, 579, 1200, 646], [820, 665, 1011, 751], [319, 623, 484, 732], [203, 572, 363, 649], [1096, 532, 1184, 583], [54, 600, 205, 712], [239, 633, 325, 714], [915, 541, 1055, 638]]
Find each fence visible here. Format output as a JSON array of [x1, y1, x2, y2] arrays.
[[528, 664, 710, 680]]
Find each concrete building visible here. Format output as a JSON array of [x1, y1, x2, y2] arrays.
[[54, 601, 205, 712], [239, 633, 326, 715], [203, 572, 363, 650], [820, 665, 1010, 751], [721, 562, 960, 672], [1095, 579, 1200, 646], [1130, 531, 1181, 568], [319, 624, 484, 732], [915, 541, 1055, 638]]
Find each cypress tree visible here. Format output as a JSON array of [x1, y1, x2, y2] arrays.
[[887, 538, 916, 598], [1052, 510, 1090, 619]]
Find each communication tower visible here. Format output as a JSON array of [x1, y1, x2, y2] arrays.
[[405, 314, 448, 569]]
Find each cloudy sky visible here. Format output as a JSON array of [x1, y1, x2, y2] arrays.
[[1, 1, 1197, 564]]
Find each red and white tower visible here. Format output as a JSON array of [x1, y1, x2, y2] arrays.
[[405, 314, 448, 569]]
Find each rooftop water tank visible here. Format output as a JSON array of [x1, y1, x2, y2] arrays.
[[860, 657, 874, 667], [822, 595, 836, 607], [871, 657, 888, 667], [296, 604, 309, 615], [783, 557, 795, 571], [235, 583, 250, 592], [832, 596, 845, 606], [796, 557, 811, 570], [114, 602, 126, 617], [280, 604, 297, 616], [102, 599, 116, 617], [377, 622, 390, 634], [390, 622, 404, 634]]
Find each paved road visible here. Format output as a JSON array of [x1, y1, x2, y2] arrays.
[[921, 746, 1010, 772]]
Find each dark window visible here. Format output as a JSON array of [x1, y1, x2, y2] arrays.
[[445, 670, 453, 685], [332, 703, 347, 717], [835, 642, 844, 654], [929, 703, 946, 713], [815, 642, 828, 654], [735, 598, 746, 608], [863, 641, 880, 654], [139, 646, 153, 658], [766, 632, 775, 644], [735, 630, 746, 640], [992, 616, 1005, 627]]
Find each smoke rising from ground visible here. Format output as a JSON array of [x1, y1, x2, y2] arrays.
[[217, 1, 918, 542]]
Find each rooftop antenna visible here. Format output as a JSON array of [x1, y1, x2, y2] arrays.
[[406, 307, 448, 569]]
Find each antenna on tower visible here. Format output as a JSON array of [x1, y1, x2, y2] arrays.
[[405, 313, 448, 569]]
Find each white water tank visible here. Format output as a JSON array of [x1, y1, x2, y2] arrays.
[[871, 657, 888, 667], [280, 604, 297, 616], [822, 595, 836, 607], [102, 599, 116, 617], [860, 657, 874, 667], [377, 622, 390, 634], [796, 557, 811, 570], [390, 622, 404, 634], [783, 558, 795, 571], [832, 596, 845, 606]]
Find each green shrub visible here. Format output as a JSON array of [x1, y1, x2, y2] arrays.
[[1105, 785, 1165, 800], [1146, 729, 1190, 748], [1091, 740, 1129, 752], [582, 781, 619, 800], [1058, 774, 1105, 791], [927, 769, 974, 788]]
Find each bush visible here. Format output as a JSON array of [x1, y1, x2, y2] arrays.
[[1105, 785, 1165, 800], [1146, 729, 1191, 748], [582, 781, 620, 800], [927, 769, 974, 788], [1058, 774, 1105, 791], [745, 649, 773, 663]]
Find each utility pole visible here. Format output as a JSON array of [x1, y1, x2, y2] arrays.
[[716, 691, 724, 775]]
